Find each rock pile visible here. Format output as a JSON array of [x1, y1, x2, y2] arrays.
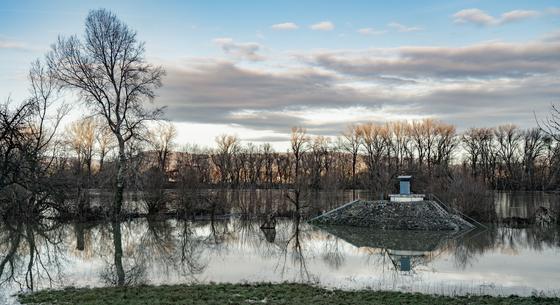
[[310, 200, 474, 231]]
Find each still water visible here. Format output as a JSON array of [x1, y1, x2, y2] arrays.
[[1, 191, 559, 304]]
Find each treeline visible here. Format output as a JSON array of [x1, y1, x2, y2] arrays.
[[51, 118, 560, 195]]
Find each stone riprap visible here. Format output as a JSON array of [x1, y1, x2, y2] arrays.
[[309, 200, 474, 231]]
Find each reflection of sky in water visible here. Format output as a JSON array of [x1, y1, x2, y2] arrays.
[[2, 218, 560, 305]]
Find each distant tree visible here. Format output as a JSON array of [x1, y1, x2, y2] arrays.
[[307, 135, 330, 189], [538, 104, 560, 142], [521, 128, 546, 190], [212, 134, 240, 186], [340, 124, 361, 189], [95, 119, 116, 173], [290, 127, 309, 183], [359, 123, 388, 192], [494, 125, 521, 189], [289, 127, 309, 211], [67, 117, 96, 179], [46, 9, 165, 217], [261, 143, 275, 187], [148, 121, 177, 172]]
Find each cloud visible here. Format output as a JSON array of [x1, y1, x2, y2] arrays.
[[310, 21, 335, 31], [156, 39, 559, 136], [388, 22, 422, 32], [271, 22, 299, 30], [306, 41, 560, 79], [453, 9, 497, 26], [542, 29, 560, 42], [213, 38, 264, 61], [157, 59, 380, 133], [501, 10, 540, 23], [357, 28, 386, 35], [0, 39, 25, 50], [453, 8, 540, 26], [546, 7, 560, 15]]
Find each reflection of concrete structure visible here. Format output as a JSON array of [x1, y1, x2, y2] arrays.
[[387, 250, 423, 272], [260, 227, 276, 243], [317, 225, 463, 273]]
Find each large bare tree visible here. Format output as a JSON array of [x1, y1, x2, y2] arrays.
[[47, 9, 165, 216]]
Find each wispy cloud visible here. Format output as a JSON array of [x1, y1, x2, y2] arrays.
[[545, 7, 560, 15], [388, 22, 422, 32], [453, 8, 540, 26], [213, 38, 264, 61], [542, 29, 560, 42], [307, 42, 560, 79], [0, 39, 26, 50], [310, 21, 335, 31], [357, 28, 386, 35], [271, 22, 299, 30]]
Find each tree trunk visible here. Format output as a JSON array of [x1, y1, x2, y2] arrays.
[[112, 220, 125, 286], [114, 138, 126, 218]]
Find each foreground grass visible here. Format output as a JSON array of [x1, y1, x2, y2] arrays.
[[19, 283, 560, 305]]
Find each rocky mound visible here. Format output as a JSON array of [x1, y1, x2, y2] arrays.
[[309, 200, 474, 231]]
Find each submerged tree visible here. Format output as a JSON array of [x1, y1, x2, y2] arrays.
[[47, 9, 165, 217]]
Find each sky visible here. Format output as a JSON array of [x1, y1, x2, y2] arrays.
[[1, 0, 559, 150]]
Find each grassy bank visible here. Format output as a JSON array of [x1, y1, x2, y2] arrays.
[[18, 283, 559, 305]]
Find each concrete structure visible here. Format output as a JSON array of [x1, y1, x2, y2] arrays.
[[398, 175, 411, 194], [390, 175, 425, 202]]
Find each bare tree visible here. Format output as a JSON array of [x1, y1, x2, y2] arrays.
[[212, 134, 240, 187], [67, 117, 96, 179], [538, 104, 560, 142], [340, 124, 361, 190], [494, 125, 521, 189], [289, 127, 309, 212], [359, 123, 388, 193], [147, 121, 177, 172], [46, 9, 165, 217], [521, 128, 546, 190]]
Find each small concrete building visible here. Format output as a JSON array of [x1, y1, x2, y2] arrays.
[[389, 175, 425, 202]]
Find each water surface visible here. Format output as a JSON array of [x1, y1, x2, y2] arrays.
[[1, 191, 559, 304]]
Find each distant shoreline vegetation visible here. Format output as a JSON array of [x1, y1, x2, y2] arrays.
[[18, 283, 560, 305]]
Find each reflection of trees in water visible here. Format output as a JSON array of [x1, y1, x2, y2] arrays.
[[321, 235, 345, 270], [1, 216, 559, 294], [99, 220, 142, 286], [452, 226, 554, 269], [275, 217, 317, 283], [0, 217, 211, 290], [174, 189, 376, 219], [0, 219, 65, 291], [449, 226, 560, 270], [99, 219, 209, 286]]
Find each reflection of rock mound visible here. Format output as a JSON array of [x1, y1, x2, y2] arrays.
[[318, 225, 463, 272], [317, 225, 457, 252], [310, 200, 474, 231]]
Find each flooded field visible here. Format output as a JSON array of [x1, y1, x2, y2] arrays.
[[1, 191, 559, 304]]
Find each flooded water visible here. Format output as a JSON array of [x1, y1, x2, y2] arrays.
[[1, 191, 560, 304]]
